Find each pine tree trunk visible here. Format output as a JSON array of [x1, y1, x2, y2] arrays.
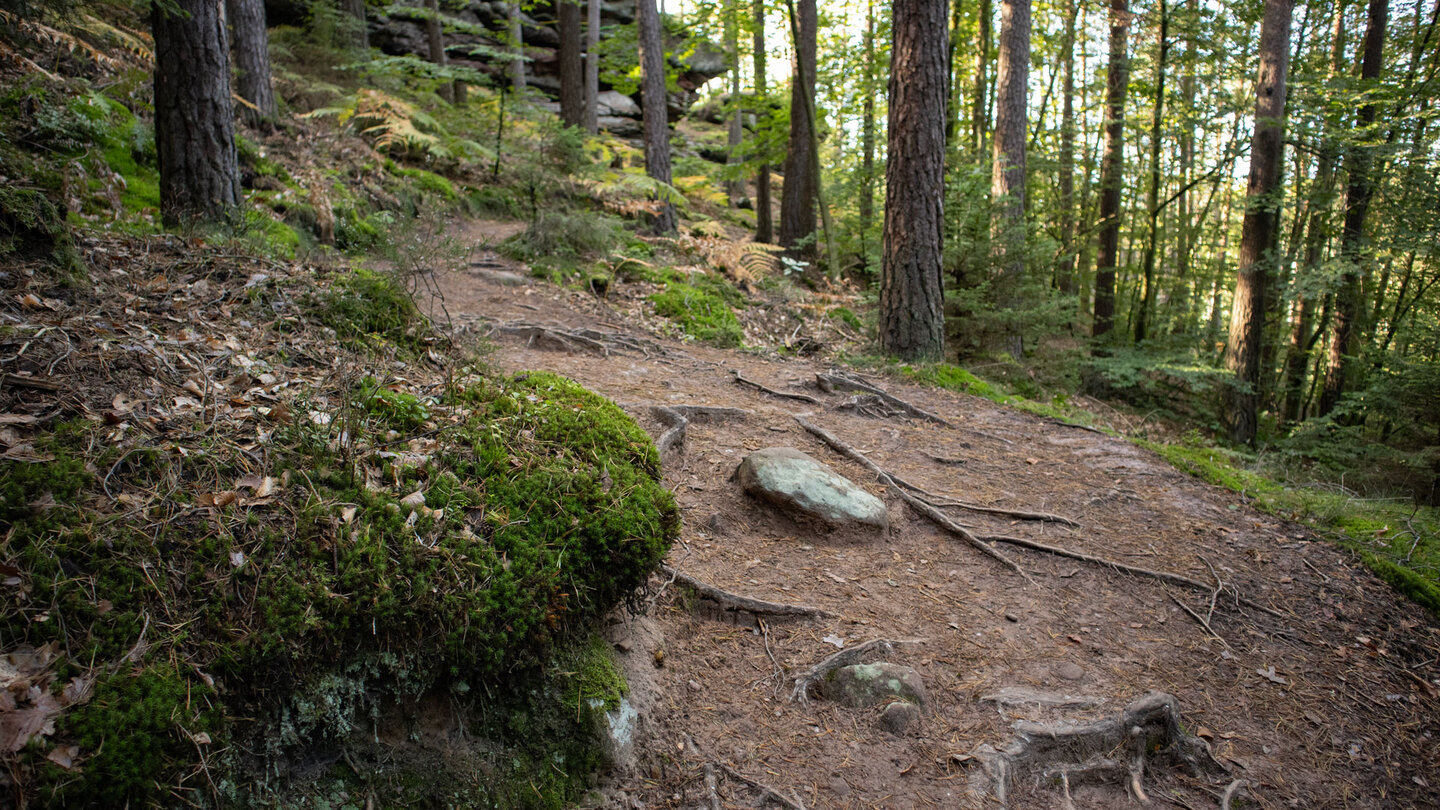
[[559, 0, 584, 126], [1134, 0, 1169, 344], [1320, 0, 1387, 416], [880, 0, 947, 361], [226, 0, 276, 132], [1056, 0, 1077, 296], [1091, 0, 1129, 344], [991, 0, 1029, 359], [152, 0, 240, 226], [778, 0, 817, 260], [584, 0, 600, 133], [1224, 0, 1292, 445], [945, 0, 963, 148], [1169, 0, 1197, 332], [752, 0, 772, 243], [972, 0, 991, 152], [725, 0, 749, 207], [424, 0, 452, 103], [859, 0, 876, 267], [637, 0, 675, 234], [510, 2, 526, 91]]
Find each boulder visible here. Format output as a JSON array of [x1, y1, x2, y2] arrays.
[[822, 662, 926, 708], [737, 447, 888, 531], [596, 89, 642, 117]]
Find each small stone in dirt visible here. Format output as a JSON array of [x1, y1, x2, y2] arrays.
[[1004, 612, 1019, 623], [1056, 662, 1086, 681], [823, 662, 927, 708], [877, 700, 923, 734], [737, 447, 888, 531], [479, 270, 529, 286], [828, 776, 852, 797], [687, 679, 702, 692]]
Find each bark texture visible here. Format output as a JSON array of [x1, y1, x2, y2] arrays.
[[637, 0, 676, 234], [1224, 0, 1293, 445], [1056, 0, 1077, 296], [226, 0, 276, 131], [991, 0, 1030, 359], [972, 0, 991, 152], [1320, 0, 1388, 416], [880, 0, 947, 361], [1133, 0, 1169, 344], [152, 0, 241, 226], [509, 2, 526, 91], [859, 0, 876, 265], [1091, 0, 1129, 342], [558, 0, 584, 127], [725, 0, 748, 207], [423, 0, 451, 102], [752, 0, 772, 243], [778, 0, 817, 259], [584, 0, 600, 133]]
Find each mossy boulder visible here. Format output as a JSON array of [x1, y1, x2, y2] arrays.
[[2, 370, 679, 807], [822, 663, 927, 709]]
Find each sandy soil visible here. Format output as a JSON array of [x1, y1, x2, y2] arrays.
[[428, 221, 1440, 810]]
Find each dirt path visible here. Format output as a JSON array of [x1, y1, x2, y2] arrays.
[[430, 224, 1439, 809]]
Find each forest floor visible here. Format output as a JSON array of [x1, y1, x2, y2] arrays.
[[429, 220, 1440, 810]]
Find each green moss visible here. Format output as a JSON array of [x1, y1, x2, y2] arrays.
[[901, 363, 1004, 400], [828, 306, 863, 331], [310, 268, 428, 355], [392, 166, 458, 202], [649, 281, 744, 347], [559, 635, 627, 715], [43, 663, 220, 807], [359, 376, 430, 430]]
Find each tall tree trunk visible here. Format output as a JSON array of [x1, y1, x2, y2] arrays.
[[971, 0, 991, 152], [1091, 0, 1129, 344], [423, 0, 451, 103], [1319, 0, 1388, 416], [752, 0, 773, 243], [1056, 0, 1077, 297], [880, 0, 948, 361], [584, 0, 600, 132], [991, 0, 1030, 359], [725, 0, 749, 206], [778, 0, 818, 260], [509, 2, 526, 91], [558, 0, 584, 126], [860, 0, 877, 268], [343, 0, 367, 49], [783, 0, 839, 274], [946, 0, 964, 148], [153, 0, 240, 226], [637, 0, 675, 234], [1224, 0, 1293, 445], [1134, 0, 1169, 344], [226, 0, 276, 131]]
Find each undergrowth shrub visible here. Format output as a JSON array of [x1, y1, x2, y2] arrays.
[[649, 280, 744, 347]]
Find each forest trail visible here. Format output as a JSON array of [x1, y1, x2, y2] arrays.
[[429, 221, 1439, 809]]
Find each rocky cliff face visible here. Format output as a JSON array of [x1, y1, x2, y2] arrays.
[[366, 0, 728, 132]]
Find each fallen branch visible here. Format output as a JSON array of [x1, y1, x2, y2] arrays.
[[795, 417, 1035, 584], [732, 370, 821, 404], [912, 492, 1082, 527], [962, 692, 1222, 806], [661, 565, 832, 621], [815, 371, 951, 426]]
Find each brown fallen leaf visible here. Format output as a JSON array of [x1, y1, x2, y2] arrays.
[[45, 743, 80, 770], [199, 491, 239, 508]]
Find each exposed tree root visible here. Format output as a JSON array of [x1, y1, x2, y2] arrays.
[[650, 405, 750, 457], [815, 371, 952, 426], [790, 637, 925, 706], [732, 370, 822, 404], [661, 565, 833, 622], [962, 692, 1222, 806], [718, 764, 807, 809], [1220, 778, 1247, 809], [795, 417, 1035, 584], [910, 491, 1082, 527], [703, 762, 721, 810], [835, 393, 909, 419], [490, 322, 610, 355]]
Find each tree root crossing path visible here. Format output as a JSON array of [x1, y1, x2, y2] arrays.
[[434, 229, 1439, 809]]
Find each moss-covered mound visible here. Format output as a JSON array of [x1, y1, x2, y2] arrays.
[[1, 366, 678, 807]]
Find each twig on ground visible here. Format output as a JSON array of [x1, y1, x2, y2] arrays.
[[661, 565, 833, 621], [1301, 557, 1331, 584], [758, 618, 787, 699], [923, 452, 968, 465], [815, 371, 952, 426], [1168, 591, 1234, 652], [718, 764, 806, 810], [795, 417, 1035, 584], [732, 370, 821, 404]]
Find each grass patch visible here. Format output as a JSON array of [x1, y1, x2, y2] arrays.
[[1143, 439, 1440, 616]]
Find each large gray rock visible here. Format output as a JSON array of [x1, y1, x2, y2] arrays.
[[822, 662, 926, 708], [737, 447, 888, 531]]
